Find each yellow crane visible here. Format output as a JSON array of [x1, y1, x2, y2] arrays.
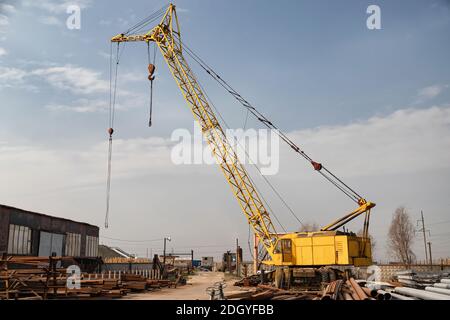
[[110, 4, 375, 281]]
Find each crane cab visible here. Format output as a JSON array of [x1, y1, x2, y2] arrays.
[[268, 231, 372, 267]]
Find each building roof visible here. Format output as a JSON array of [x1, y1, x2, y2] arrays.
[[0, 203, 98, 229], [98, 245, 134, 258]]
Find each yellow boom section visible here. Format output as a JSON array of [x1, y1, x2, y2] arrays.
[[112, 4, 279, 257]]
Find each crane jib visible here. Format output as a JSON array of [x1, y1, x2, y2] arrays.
[[109, 4, 375, 264]]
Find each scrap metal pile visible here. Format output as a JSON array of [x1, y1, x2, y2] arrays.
[[230, 270, 450, 300], [321, 278, 377, 300], [394, 270, 448, 288], [225, 284, 316, 300], [0, 255, 186, 300]]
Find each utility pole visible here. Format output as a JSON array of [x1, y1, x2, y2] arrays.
[[163, 236, 171, 265], [236, 238, 240, 277], [253, 234, 259, 275], [417, 211, 429, 264], [428, 242, 433, 266]]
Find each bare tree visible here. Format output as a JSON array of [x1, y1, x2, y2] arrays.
[[387, 207, 416, 265], [299, 222, 319, 232]]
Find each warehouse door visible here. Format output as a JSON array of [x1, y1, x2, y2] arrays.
[[38, 231, 64, 257]]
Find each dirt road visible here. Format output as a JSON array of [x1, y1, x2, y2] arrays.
[[124, 271, 238, 300]]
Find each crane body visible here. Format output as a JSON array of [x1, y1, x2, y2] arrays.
[[111, 4, 375, 274]]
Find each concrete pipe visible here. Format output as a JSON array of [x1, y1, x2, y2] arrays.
[[425, 286, 450, 296], [434, 283, 450, 289], [390, 292, 416, 300], [395, 287, 450, 300]]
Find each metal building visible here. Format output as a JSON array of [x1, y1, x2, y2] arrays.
[[0, 204, 99, 257]]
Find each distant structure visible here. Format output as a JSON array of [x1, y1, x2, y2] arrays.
[[0, 204, 99, 257], [201, 256, 214, 270]]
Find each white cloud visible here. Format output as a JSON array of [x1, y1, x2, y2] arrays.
[[416, 84, 449, 102], [1, 106, 450, 260], [0, 136, 174, 196], [45, 93, 146, 113], [0, 4, 16, 14], [46, 99, 109, 113], [176, 7, 190, 13], [120, 71, 146, 83], [1, 104, 450, 261], [99, 19, 112, 26], [20, 0, 91, 26], [0, 66, 27, 87], [21, 0, 92, 14], [282, 106, 450, 179], [97, 50, 110, 59], [0, 14, 9, 25], [38, 16, 62, 26], [0, 14, 9, 28], [31, 65, 109, 94], [0, 14, 9, 41], [0, 63, 145, 108], [0, 47, 7, 56]]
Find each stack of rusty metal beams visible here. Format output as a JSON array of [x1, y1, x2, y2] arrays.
[[0, 255, 186, 300], [321, 277, 376, 300], [234, 274, 262, 287], [1, 255, 75, 300], [0, 255, 132, 299], [121, 273, 179, 291], [225, 284, 317, 300]]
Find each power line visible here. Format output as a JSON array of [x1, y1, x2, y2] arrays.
[[100, 236, 163, 243], [427, 219, 450, 226], [179, 37, 364, 204]]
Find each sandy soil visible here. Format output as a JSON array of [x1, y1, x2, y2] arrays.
[[123, 271, 242, 300]]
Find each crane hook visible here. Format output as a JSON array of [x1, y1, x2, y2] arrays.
[[148, 64, 156, 81], [147, 64, 156, 127]]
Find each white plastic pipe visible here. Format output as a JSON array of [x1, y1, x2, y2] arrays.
[[425, 286, 450, 296], [434, 283, 450, 289], [395, 287, 450, 300], [390, 292, 417, 300], [441, 278, 450, 284]]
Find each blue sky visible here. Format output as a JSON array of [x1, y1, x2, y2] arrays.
[[1, 0, 450, 260]]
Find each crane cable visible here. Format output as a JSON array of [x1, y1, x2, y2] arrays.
[[197, 80, 305, 231], [105, 42, 125, 228], [104, 5, 167, 228], [196, 80, 290, 232], [178, 38, 363, 204], [122, 5, 168, 37], [147, 41, 157, 127]]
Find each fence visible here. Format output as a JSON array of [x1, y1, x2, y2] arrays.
[[102, 262, 153, 273], [82, 268, 162, 281]]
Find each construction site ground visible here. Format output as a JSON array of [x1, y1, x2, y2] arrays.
[[123, 271, 240, 300]]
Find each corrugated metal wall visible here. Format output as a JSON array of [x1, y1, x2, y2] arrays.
[[0, 205, 99, 257]]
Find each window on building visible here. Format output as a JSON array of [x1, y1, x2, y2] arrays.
[[85, 235, 99, 257], [7, 224, 32, 255], [65, 233, 81, 256]]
